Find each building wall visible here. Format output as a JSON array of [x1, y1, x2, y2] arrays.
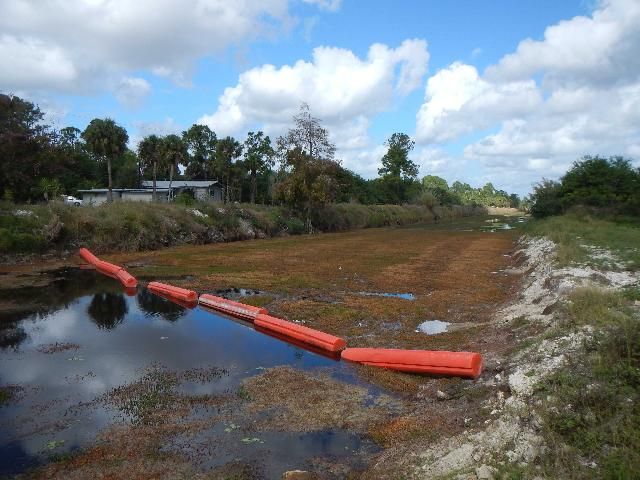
[[211, 187, 223, 202], [194, 187, 209, 201], [121, 192, 154, 202], [82, 192, 122, 205]]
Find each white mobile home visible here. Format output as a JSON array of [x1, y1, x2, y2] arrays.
[[79, 180, 223, 205], [141, 180, 223, 202]]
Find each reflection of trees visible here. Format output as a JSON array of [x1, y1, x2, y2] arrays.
[[136, 289, 186, 322], [88, 293, 128, 330], [0, 268, 122, 326], [0, 322, 27, 350]]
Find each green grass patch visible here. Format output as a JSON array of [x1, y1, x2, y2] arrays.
[[565, 287, 628, 327], [533, 287, 640, 478], [525, 213, 640, 270], [622, 286, 640, 302]]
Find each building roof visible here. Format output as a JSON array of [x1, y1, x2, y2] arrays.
[[78, 188, 169, 193], [141, 180, 220, 188]]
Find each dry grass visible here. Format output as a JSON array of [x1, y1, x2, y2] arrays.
[[241, 367, 401, 433], [113, 225, 519, 361]]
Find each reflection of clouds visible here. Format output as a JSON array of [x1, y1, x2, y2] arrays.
[[22, 302, 83, 344], [0, 293, 340, 467]]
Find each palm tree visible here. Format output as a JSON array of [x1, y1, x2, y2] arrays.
[[243, 131, 274, 204], [215, 136, 243, 203], [160, 134, 187, 201], [82, 118, 128, 202], [137, 134, 162, 200]]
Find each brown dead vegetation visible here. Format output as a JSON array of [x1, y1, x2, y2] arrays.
[[241, 367, 402, 433]]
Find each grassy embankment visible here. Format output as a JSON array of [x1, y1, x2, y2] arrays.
[[525, 212, 640, 270], [0, 200, 484, 256], [516, 213, 640, 478]]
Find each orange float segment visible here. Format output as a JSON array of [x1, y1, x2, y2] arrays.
[[255, 325, 341, 361], [94, 260, 138, 288], [148, 281, 198, 303], [79, 248, 138, 289], [79, 247, 100, 266], [150, 287, 198, 309], [115, 269, 138, 288], [255, 314, 347, 353], [198, 294, 267, 321], [340, 348, 483, 379], [95, 260, 122, 276]]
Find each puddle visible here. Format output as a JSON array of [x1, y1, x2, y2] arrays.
[[415, 320, 450, 335], [0, 269, 383, 476], [480, 223, 514, 231], [167, 427, 376, 478], [358, 292, 415, 300], [211, 287, 266, 299]]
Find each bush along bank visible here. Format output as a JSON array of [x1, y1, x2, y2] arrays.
[[0, 201, 486, 256]]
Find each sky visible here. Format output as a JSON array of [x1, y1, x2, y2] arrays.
[[2, 0, 639, 196]]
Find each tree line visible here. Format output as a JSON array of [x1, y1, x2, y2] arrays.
[[0, 93, 520, 213], [529, 156, 640, 218]]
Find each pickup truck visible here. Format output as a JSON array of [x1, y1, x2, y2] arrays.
[[62, 195, 83, 206]]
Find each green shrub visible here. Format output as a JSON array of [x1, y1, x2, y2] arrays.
[[174, 192, 195, 206], [283, 216, 305, 234], [535, 288, 640, 478]]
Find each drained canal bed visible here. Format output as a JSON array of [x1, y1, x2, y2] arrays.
[[0, 216, 525, 478], [0, 270, 386, 478]]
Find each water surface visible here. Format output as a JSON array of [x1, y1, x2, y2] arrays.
[[0, 270, 379, 476]]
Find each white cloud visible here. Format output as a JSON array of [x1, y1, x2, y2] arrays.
[[0, 35, 77, 92], [416, 62, 541, 143], [198, 39, 428, 137], [485, 0, 640, 88], [197, 39, 429, 174], [302, 0, 342, 12], [414, 0, 640, 194], [0, 0, 301, 95], [115, 77, 151, 109]]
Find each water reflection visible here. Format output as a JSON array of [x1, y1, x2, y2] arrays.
[[0, 271, 380, 476], [0, 323, 26, 350], [87, 292, 128, 330], [136, 289, 188, 322], [0, 268, 122, 350]]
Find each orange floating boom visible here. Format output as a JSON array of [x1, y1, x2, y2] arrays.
[[198, 294, 267, 322], [151, 287, 198, 309], [255, 325, 341, 361], [340, 348, 483, 379], [79, 247, 100, 266], [255, 314, 346, 353], [148, 281, 198, 304], [78, 248, 138, 289]]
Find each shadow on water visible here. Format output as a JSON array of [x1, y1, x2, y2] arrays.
[[0, 268, 381, 477]]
